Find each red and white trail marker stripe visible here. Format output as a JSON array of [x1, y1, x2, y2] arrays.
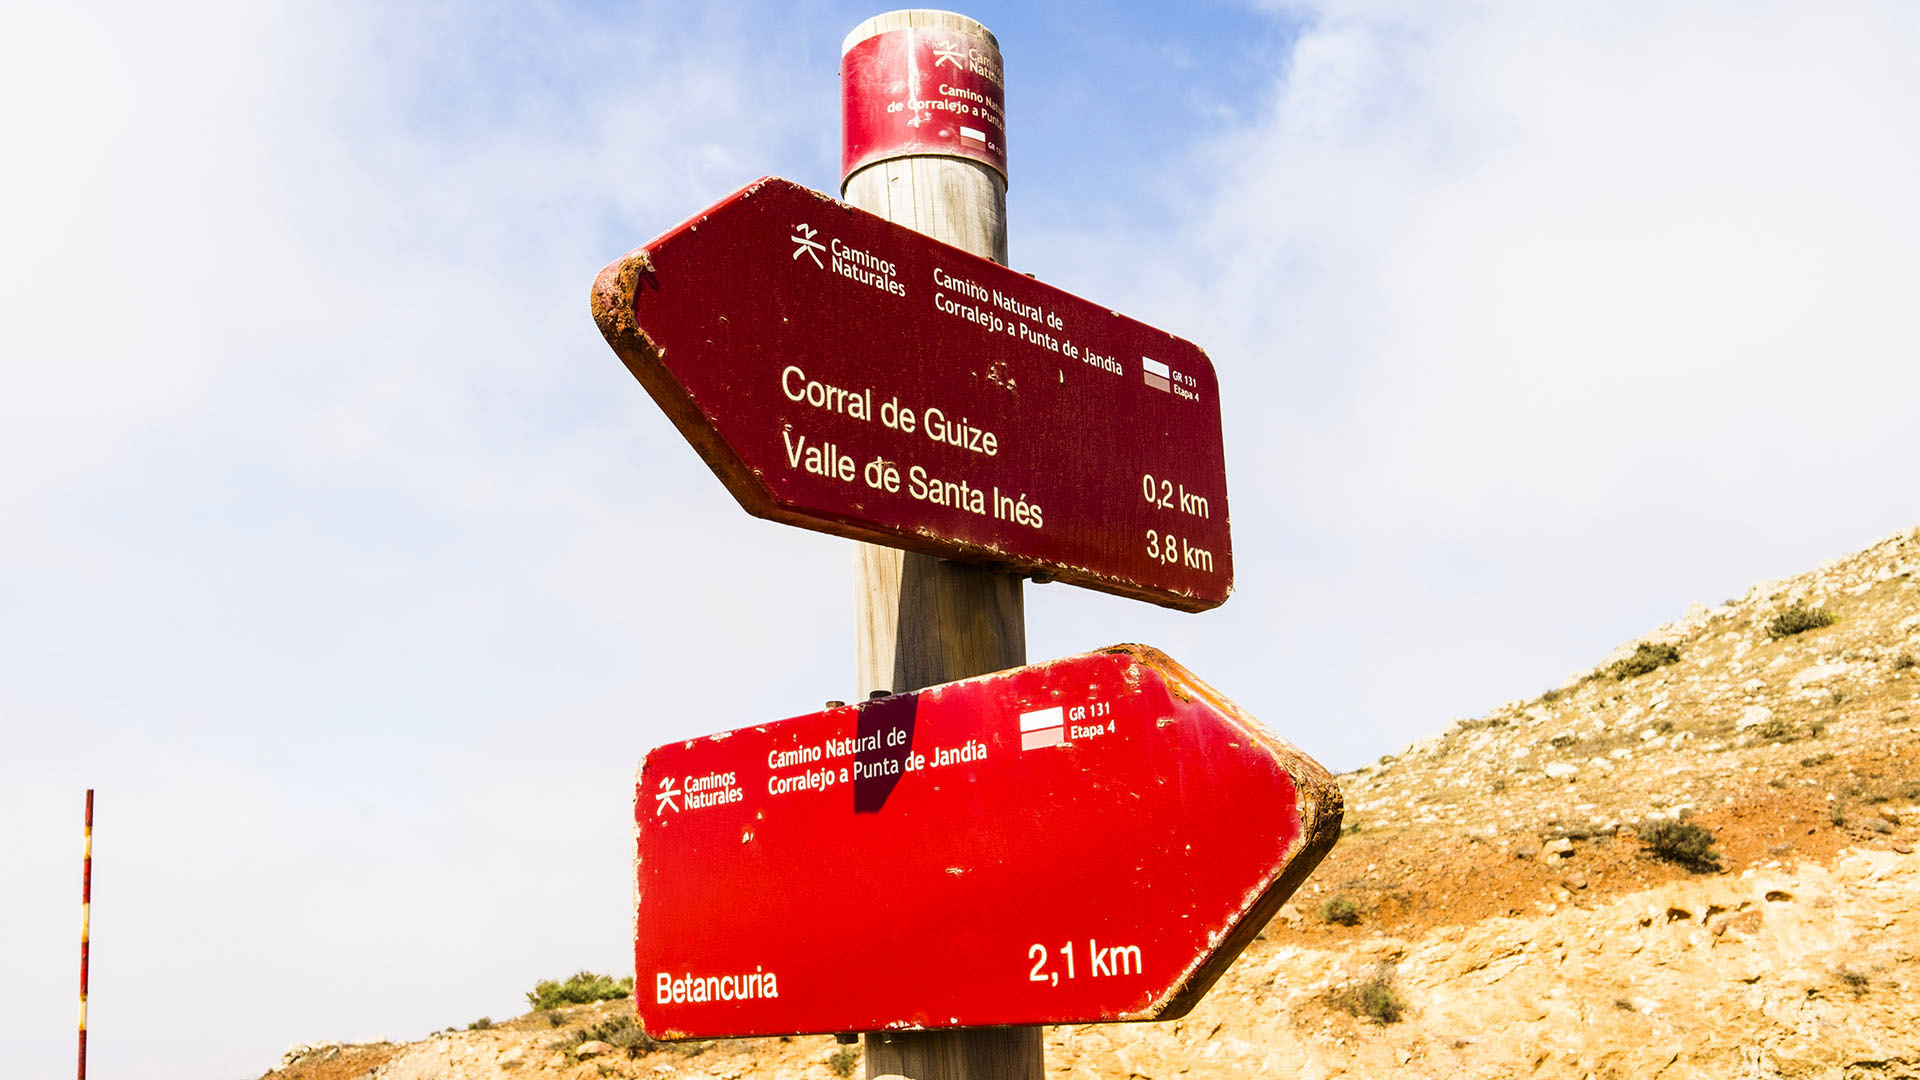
[[1141, 357, 1172, 393], [79, 788, 91, 1080], [1017, 704, 1065, 750]]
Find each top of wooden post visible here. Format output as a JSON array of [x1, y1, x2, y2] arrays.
[[842, 9, 998, 55], [842, 7, 1008, 198]]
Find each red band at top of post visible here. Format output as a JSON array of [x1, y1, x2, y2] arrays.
[[842, 21, 1007, 185]]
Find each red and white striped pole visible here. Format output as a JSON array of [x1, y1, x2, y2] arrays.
[[79, 788, 92, 1080]]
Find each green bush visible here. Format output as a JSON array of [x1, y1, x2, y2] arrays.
[[467, 1017, 492, 1031], [1766, 603, 1836, 640], [1894, 653, 1916, 671], [1638, 819, 1720, 872], [1755, 717, 1809, 743], [1611, 642, 1681, 680], [527, 971, 635, 1011], [828, 1047, 860, 1077], [1319, 895, 1363, 926], [565, 1014, 660, 1059], [1333, 972, 1404, 1023]]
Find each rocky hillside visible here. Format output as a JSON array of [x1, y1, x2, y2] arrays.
[[268, 528, 1920, 1080]]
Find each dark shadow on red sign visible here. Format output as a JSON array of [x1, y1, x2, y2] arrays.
[[854, 692, 918, 813]]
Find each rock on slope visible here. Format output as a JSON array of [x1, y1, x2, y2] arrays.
[[268, 528, 1920, 1080]]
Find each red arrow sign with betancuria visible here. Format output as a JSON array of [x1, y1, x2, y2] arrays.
[[591, 177, 1232, 611], [632, 645, 1341, 1039]]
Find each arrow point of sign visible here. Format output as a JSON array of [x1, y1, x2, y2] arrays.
[[592, 239, 784, 522], [591, 245, 655, 345], [1109, 644, 1344, 1021]]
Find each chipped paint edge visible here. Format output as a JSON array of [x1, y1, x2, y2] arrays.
[[1120, 644, 1343, 1021]]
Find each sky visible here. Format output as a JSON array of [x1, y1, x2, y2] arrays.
[[4, 1, 1918, 1076]]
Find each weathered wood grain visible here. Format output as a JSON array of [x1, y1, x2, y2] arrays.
[[844, 11, 1037, 1080]]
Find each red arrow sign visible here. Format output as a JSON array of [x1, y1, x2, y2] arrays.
[[591, 177, 1233, 611], [633, 645, 1342, 1039]]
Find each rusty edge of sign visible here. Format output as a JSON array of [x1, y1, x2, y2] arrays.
[[628, 643, 1342, 1038], [1108, 644, 1344, 1023], [588, 178, 1229, 614]]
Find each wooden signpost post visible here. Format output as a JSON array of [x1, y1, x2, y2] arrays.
[[593, 10, 1341, 1079], [848, 17, 1038, 1075]]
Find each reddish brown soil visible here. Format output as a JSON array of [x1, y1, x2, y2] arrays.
[[1282, 735, 1919, 946]]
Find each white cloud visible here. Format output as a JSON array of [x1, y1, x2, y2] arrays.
[[1, 3, 838, 1076], [1026, 2, 1920, 767]]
